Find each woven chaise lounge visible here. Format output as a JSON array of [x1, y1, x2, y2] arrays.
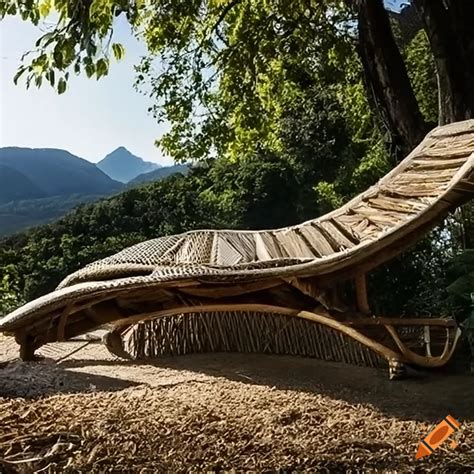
[[1, 120, 473, 378]]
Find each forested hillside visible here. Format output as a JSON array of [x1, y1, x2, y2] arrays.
[[0, 1, 472, 324], [128, 164, 189, 186], [0, 194, 108, 237]]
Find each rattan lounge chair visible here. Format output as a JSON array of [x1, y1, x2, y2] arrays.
[[1, 120, 473, 378]]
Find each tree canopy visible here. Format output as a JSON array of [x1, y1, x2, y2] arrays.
[[2, 0, 474, 161]]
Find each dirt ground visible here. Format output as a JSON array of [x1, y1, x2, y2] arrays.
[[0, 334, 473, 472]]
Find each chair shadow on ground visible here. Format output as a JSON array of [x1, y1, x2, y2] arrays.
[[56, 350, 474, 422], [0, 358, 139, 399]]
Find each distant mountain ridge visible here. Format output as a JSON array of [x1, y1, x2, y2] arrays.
[[97, 147, 160, 183], [0, 146, 180, 236], [0, 147, 122, 200], [128, 164, 189, 186], [0, 147, 123, 235]]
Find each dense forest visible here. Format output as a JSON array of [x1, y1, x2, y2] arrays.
[[0, 1, 472, 323]]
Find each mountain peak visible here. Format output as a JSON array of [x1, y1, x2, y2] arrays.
[[98, 147, 160, 183], [109, 146, 130, 155], [103, 147, 142, 161]]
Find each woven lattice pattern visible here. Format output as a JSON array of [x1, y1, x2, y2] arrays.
[[126, 312, 386, 368]]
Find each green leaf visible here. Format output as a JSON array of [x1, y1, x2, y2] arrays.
[[38, 0, 51, 17], [13, 67, 27, 85], [57, 78, 67, 94], [60, 39, 76, 68], [86, 41, 97, 57], [47, 69, 55, 86], [53, 48, 63, 69], [6, 4, 17, 16], [43, 33, 56, 48], [85, 63, 95, 78], [112, 43, 125, 61], [96, 58, 109, 79]]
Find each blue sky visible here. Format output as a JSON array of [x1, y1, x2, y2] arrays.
[[0, 16, 173, 165], [386, 0, 409, 12]]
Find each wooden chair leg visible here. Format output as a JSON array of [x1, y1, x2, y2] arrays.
[[103, 325, 133, 359], [424, 325, 432, 357], [18, 334, 40, 361], [388, 359, 407, 380]]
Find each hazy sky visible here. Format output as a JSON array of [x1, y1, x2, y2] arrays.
[[0, 16, 173, 165]]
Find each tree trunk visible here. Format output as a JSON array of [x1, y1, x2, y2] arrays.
[[414, 0, 474, 124], [354, 0, 428, 155]]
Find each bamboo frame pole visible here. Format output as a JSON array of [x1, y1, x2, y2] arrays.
[[355, 273, 370, 313], [384, 324, 461, 368]]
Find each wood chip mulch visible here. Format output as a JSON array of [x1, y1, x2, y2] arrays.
[[1, 380, 473, 472]]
